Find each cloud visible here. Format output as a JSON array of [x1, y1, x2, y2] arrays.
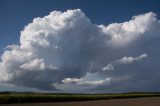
[[0, 9, 107, 90], [62, 78, 81, 84], [54, 73, 111, 93], [119, 53, 147, 64], [61, 77, 111, 86], [102, 53, 148, 71], [19, 59, 46, 71], [102, 64, 114, 71], [0, 9, 160, 93], [100, 12, 159, 46]]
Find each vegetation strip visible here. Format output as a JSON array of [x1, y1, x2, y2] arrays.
[[0, 92, 160, 104]]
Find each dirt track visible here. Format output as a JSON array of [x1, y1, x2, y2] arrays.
[[1, 97, 160, 106]]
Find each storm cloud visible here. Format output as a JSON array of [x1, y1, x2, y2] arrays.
[[0, 9, 160, 93]]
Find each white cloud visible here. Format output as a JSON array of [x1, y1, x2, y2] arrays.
[[19, 59, 46, 71], [100, 12, 159, 46], [102, 64, 114, 71], [62, 78, 81, 84], [0, 9, 106, 90], [102, 53, 148, 71], [118, 53, 147, 64], [61, 77, 111, 86], [79, 78, 111, 86], [0, 9, 160, 93]]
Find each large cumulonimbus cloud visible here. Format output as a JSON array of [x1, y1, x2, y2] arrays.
[[0, 9, 160, 93]]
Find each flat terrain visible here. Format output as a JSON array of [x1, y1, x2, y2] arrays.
[[1, 97, 160, 106]]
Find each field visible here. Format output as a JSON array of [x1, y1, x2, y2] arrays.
[[0, 92, 160, 104], [1, 97, 160, 106]]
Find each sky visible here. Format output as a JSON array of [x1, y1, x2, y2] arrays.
[[0, 0, 160, 93]]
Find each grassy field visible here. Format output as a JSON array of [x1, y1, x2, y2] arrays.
[[1, 92, 160, 104]]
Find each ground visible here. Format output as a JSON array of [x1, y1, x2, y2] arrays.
[[1, 97, 160, 106]]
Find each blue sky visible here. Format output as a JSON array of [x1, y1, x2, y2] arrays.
[[0, 0, 160, 93]]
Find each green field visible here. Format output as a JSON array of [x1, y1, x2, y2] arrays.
[[1, 92, 160, 104]]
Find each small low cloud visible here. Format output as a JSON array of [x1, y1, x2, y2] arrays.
[[102, 53, 148, 71], [102, 63, 114, 71], [118, 53, 147, 64], [61, 77, 111, 86], [62, 78, 81, 84]]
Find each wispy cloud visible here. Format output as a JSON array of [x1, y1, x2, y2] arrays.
[[102, 53, 148, 71]]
